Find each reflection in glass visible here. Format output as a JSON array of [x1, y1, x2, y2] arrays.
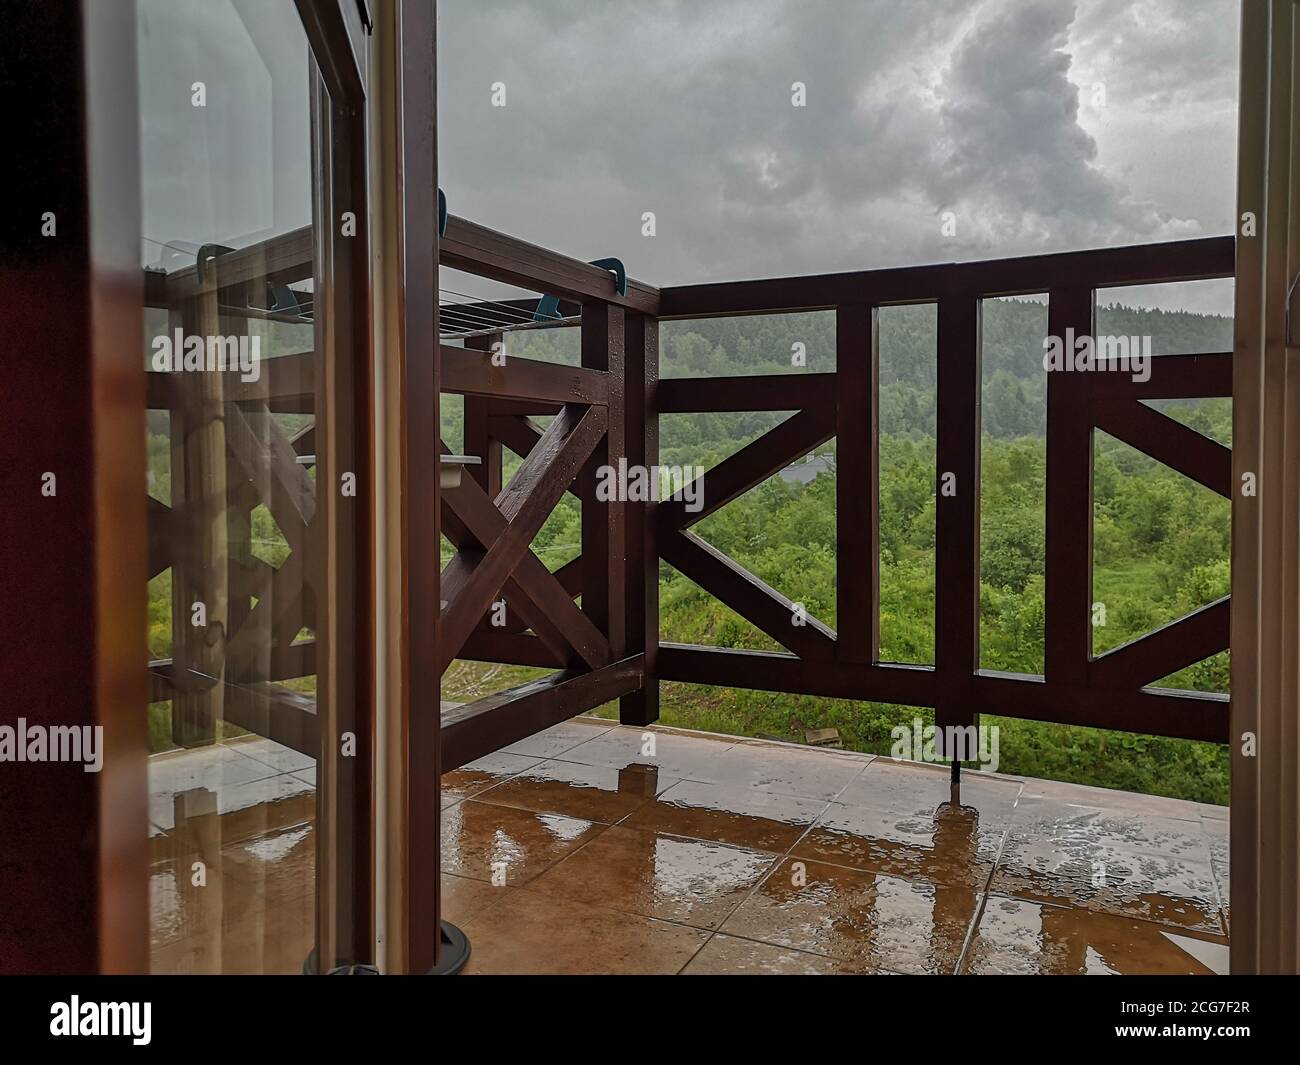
[[139, 0, 340, 974]]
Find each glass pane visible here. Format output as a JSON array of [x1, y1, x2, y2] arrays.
[[138, 0, 343, 974]]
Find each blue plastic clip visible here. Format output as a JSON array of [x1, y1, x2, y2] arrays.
[[195, 243, 235, 285], [268, 283, 301, 314], [533, 257, 626, 321]]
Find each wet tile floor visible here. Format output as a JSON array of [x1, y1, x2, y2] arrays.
[[148, 737, 317, 974], [144, 718, 1231, 974], [441, 718, 1231, 975]]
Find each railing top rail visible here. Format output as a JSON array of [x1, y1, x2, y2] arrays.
[[145, 213, 661, 315], [657, 234, 1235, 319], [146, 222, 1230, 325], [441, 215, 660, 315]]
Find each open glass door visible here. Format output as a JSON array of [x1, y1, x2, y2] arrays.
[[138, 0, 370, 974]]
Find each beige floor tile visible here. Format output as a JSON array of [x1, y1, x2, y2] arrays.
[[440, 800, 607, 885], [622, 779, 827, 853], [442, 872, 510, 927], [527, 825, 778, 929], [474, 758, 676, 823], [682, 933, 864, 975], [708, 741, 871, 801], [555, 724, 738, 781], [498, 717, 619, 759], [441, 751, 543, 808], [719, 857, 978, 975], [460, 891, 708, 975], [837, 758, 1022, 821], [794, 800, 1007, 890], [963, 894, 1226, 975]]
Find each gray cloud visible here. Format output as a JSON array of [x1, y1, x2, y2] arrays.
[[437, 0, 1236, 292], [928, 0, 1201, 255]]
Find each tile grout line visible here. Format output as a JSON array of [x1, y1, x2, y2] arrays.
[[675, 773, 851, 974]]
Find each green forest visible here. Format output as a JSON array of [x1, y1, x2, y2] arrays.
[[440, 295, 1233, 804]]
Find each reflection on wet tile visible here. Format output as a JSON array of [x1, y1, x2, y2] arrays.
[[149, 769, 315, 838], [147, 739, 319, 974], [991, 858, 1221, 933], [621, 779, 826, 853], [682, 934, 859, 975], [442, 873, 509, 928], [460, 891, 708, 975], [499, 717, 619, 759], [440, 800, 606, 885], [218, 825, 315, 974], [476, 759, 676, 823], [528, 825, 778, 929], [794, 800, 1006, 891], [1008, 798, 1213, 862], [556, 725, 737, 782], [151, 816, 315, 974], [963, 895, 1223, 975], [720, 857, 977, 974], [712, 741, 871, 801], [441, 752, 543, 808], [148, 745, 280, 804], [992, 801, 1222, 933], [429, 725, 1232, 974]]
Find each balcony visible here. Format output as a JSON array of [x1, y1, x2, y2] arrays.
[[144, 203, 1236, 975]]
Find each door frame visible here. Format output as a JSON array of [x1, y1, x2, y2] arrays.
[[369, 0, 442, 975], [299, 0, 378, 972], [1231, 0, 1300, 975], [0, 0, 148, 973]]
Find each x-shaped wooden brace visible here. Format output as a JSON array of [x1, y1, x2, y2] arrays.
[[467, 410, 588, 638], [222, 401, 318, 681], [1087, 396, 1232, 689], [149, 397, 318, 678], [656, 404, 839, 660], [439, 402, 610, 676]]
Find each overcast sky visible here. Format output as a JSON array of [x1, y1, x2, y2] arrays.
[[437, 0, 1239, 313]]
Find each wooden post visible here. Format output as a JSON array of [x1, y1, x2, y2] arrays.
[[226, 290, 258, 697], [580, 303, 627, 659], [398, 0, 443, 974], [463, 332, 504, 497], [621, 312, 659, 725], [1044, 287, 1094, 688], [169, 280, 230, 748], [835, 304, 879, 664], [934, 294, 981, 729]]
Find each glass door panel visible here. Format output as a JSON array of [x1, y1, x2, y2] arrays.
[[137, 0, 361, 974]]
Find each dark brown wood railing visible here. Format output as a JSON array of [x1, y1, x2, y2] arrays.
[[145, 220, 1234, 774], [650, 236, 1234, 744]]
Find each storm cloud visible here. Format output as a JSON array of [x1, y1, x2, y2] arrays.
[[436, 0, 1238, 296]]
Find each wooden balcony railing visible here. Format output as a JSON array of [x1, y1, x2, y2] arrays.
[[448, 230, 1235, 761], [144, 216, 1234, 774], [651, 236, 1234, 745]]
